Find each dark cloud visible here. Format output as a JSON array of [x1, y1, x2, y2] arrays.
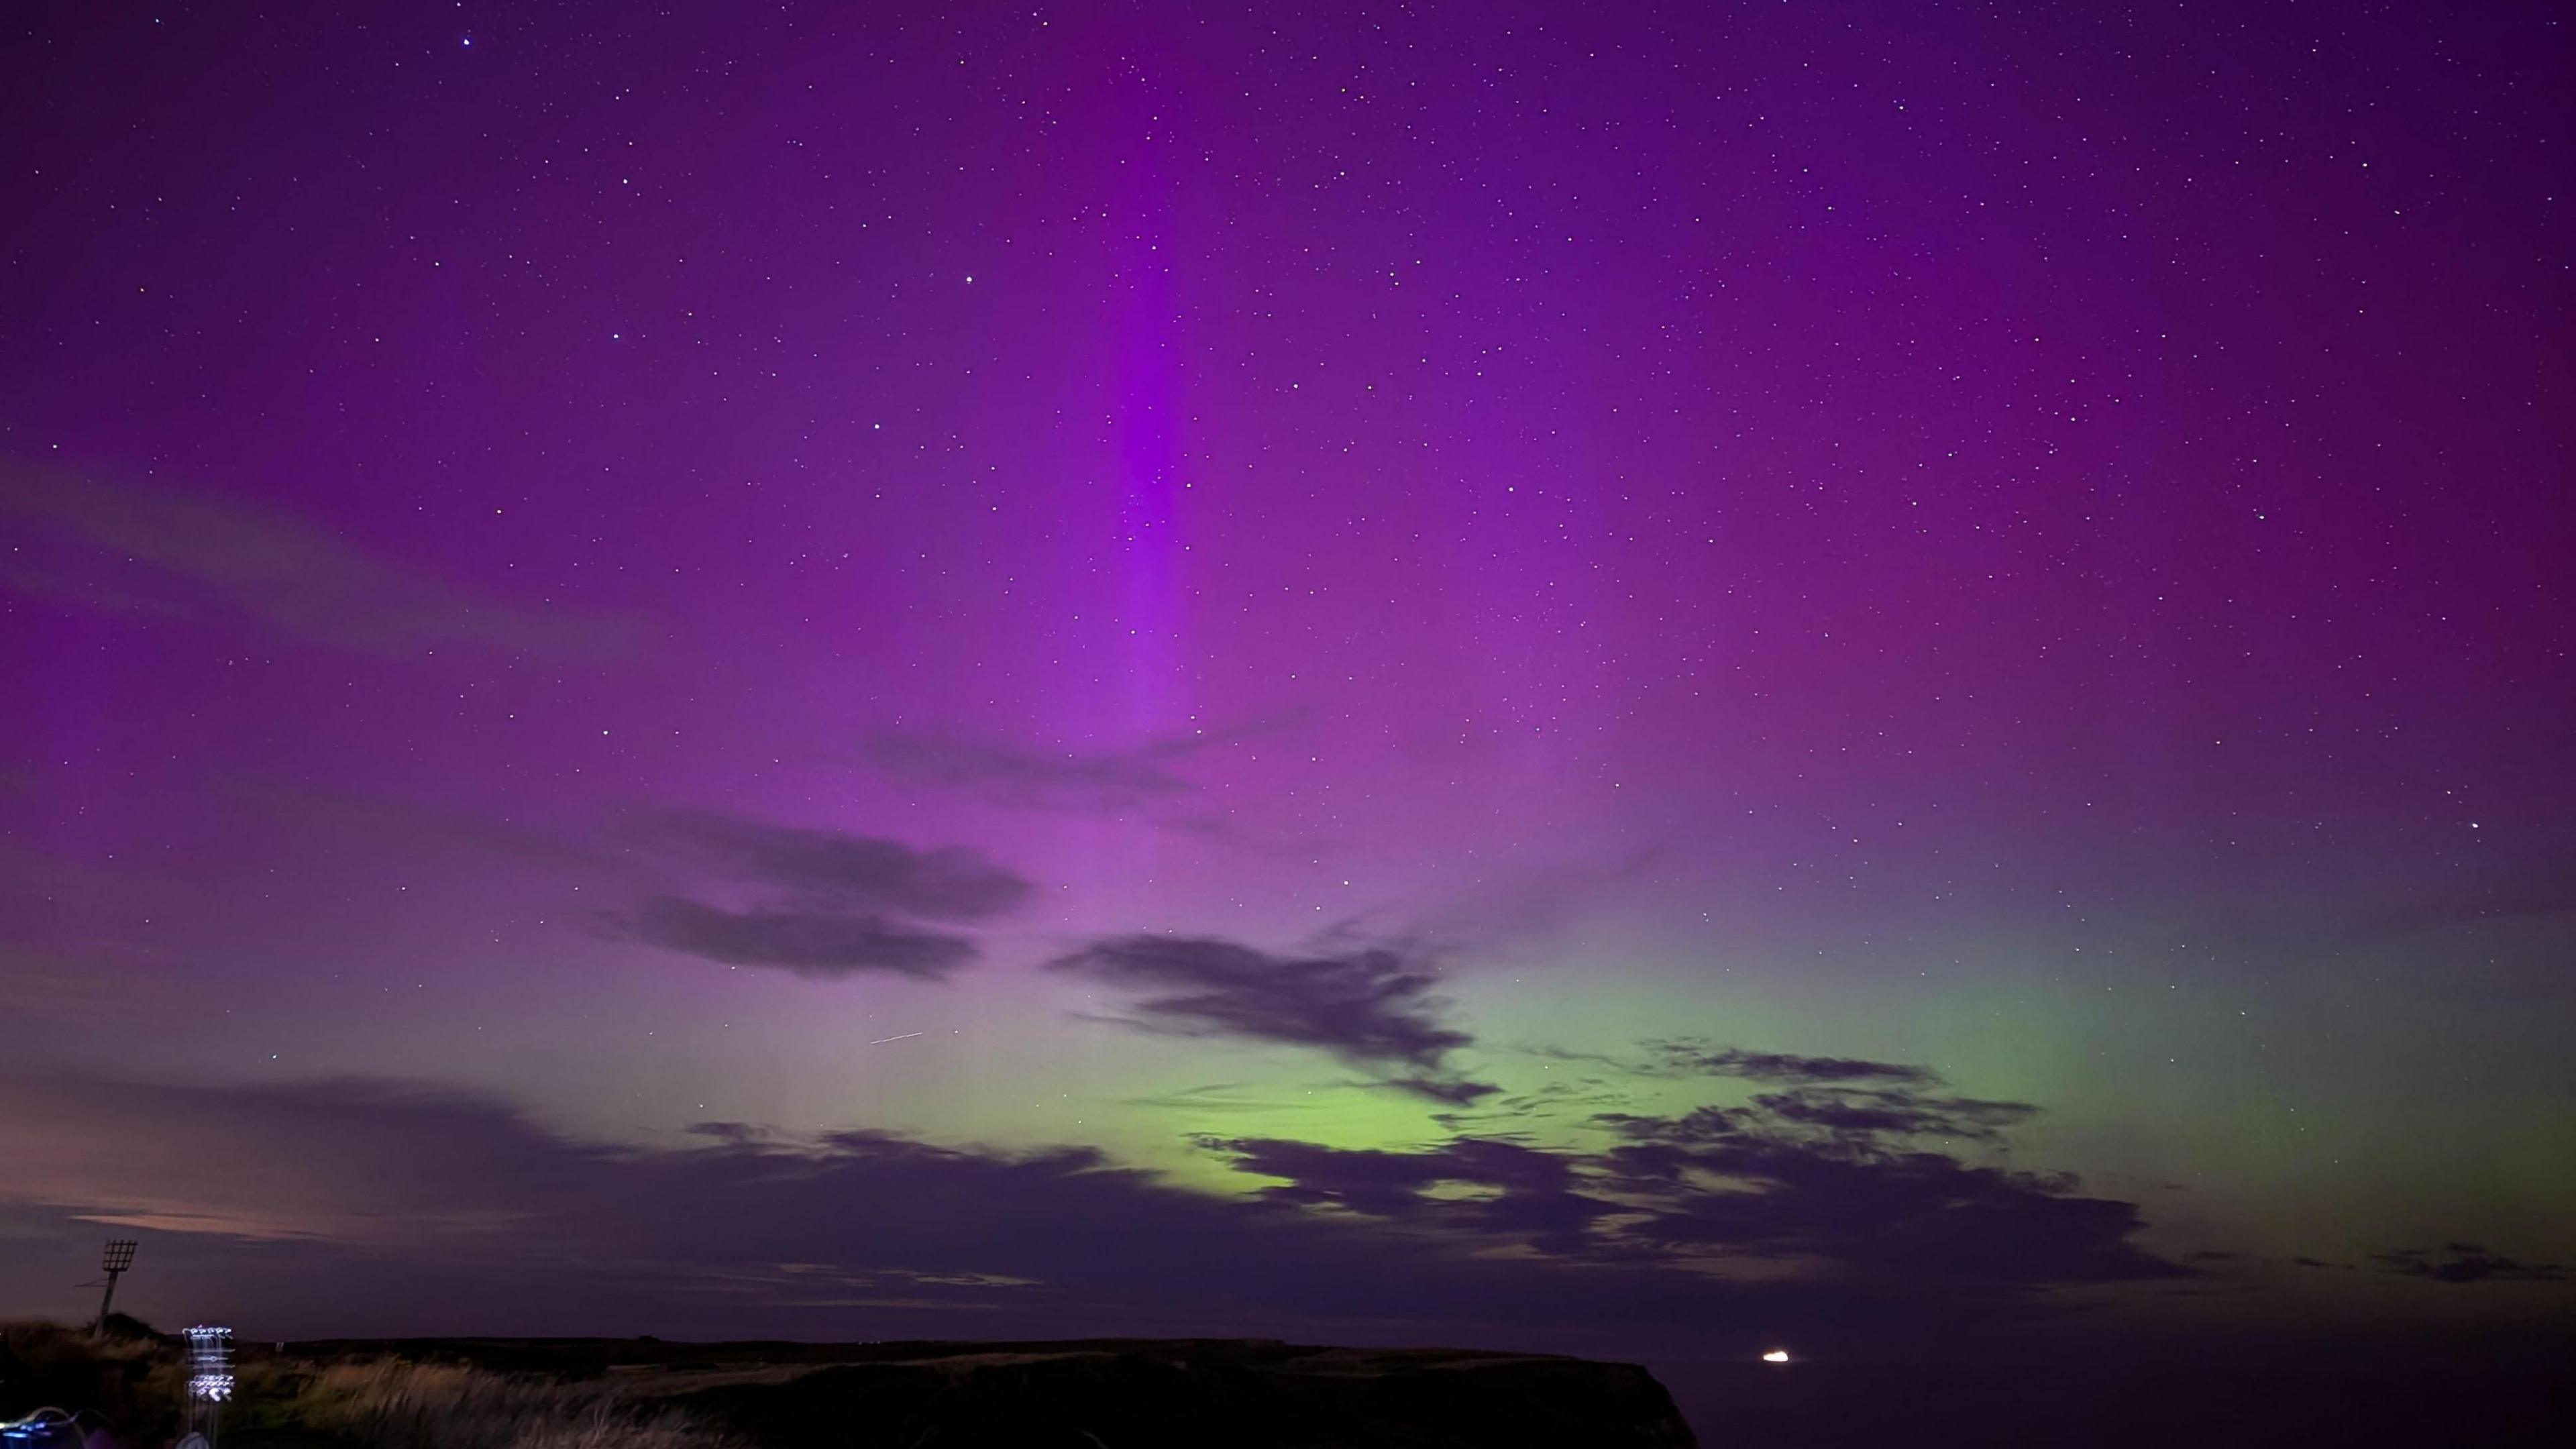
[[614, 896, 979, 979], [1195, 1067, 2177, 1291], [0, 462, 633, 658], [1587, 1093, 2176, 1285], [1382, 1077, 1503, 1106], [197, 790, 1028, 982], [2371, 1243, 2568, 1285], [1648, 1040, 1941, 1087], [1213, 1136, 1623, 1256], [643, 811, 1032, 921], [611, 813, 1029, 978], [1049, 933, 1495, 1100]]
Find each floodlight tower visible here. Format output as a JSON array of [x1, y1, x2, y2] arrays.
[[91, 1239, 138, 1334]]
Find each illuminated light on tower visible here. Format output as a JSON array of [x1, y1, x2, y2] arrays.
[[184, 1326, 234, 1449], [1760, 1348, 1791, 1364], [91, 1239, 138, 1334]]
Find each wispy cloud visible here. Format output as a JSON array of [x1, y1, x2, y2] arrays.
[[614, 897, 981, 979], [639, 810, 1032, 922], [0, 461, 632, 657], [864, 727, 1201, 812], [2371, 1242, 2568, 1284], [1732, 1085, 2037, 1142], [180, 786, 1033, 983], [1646, 1041, 1941, 1087], [861, 716, 1289, 818], [1050, 932, 1495, 1102]]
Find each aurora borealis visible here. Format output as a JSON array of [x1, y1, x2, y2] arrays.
[[3, 0, 2571, 1401]]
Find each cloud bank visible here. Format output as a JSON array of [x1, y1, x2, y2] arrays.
[[0, 1067, 2182, 1348]]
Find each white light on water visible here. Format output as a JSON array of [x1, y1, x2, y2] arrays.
[[1760, 1349, 1791, 1364]]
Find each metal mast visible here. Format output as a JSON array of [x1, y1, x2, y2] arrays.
[[90, 1240, 138, 1334]]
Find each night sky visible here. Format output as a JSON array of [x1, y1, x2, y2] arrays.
[[3, 0, 2571, 1389]]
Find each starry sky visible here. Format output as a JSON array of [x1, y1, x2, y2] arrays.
[[2, 0, 2571, 1380]]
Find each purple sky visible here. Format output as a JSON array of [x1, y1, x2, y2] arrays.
[[3, 0, 2571, 1376]]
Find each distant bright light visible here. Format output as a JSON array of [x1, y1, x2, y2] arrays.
[[1760, 1349, 1791, 1364]]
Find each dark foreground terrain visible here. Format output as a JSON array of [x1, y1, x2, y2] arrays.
[[288, 1335, 1700, 1448], [19, 1323, 2569, 1448]]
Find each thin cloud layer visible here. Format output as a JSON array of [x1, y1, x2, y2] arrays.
[[1050, 933, 1495, 1101], [0, 462, 630, 657], [616, 897, 979, 979], [610, 812, 1030, 979], [861, 718, 1293, 820], [1650, 1041, 1941, 1087], [864, 727, 1206, 812], [1739, 1085, 2037, 1142], [644, 811, 1033, 922], [2371, 1243, 2569, 1284]]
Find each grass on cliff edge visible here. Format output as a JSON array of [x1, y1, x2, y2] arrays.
[[1, 1322, 735, 1449]]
